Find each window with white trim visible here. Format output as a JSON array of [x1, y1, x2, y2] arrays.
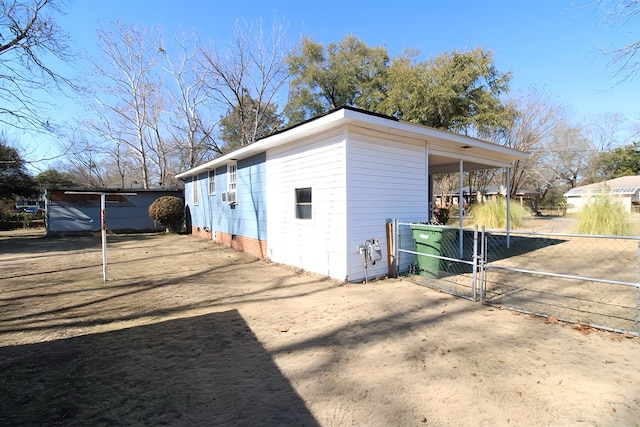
[[192, 176, 199, 205], [295, 187, 312, 219], [227, 163, 237, 192], [208, 170, 216, 195]]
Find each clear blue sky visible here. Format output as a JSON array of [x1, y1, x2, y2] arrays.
[[15, 0, 640, 169]]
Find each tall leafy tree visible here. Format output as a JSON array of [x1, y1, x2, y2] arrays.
[[219, 95, 283, 152], [34, 168, 78, 188], [0, 140, 37, 199], [383, 48, 511, 133], [597, 142, 640, 178], [285, 36, 510, 134], [284, 34, 389, 123]]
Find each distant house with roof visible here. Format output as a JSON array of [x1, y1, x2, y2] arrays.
[[563, 176, 640, 213], [435, 185, 538, 209]]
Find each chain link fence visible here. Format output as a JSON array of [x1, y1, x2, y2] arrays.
[[394, 220, 640, 335], [395, 222, 479, 301], [482, 230, 640, 335]]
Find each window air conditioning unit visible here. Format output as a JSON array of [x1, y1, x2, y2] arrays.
[[221, 191, 237, 205]]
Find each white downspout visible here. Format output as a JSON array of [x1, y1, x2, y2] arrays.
[[425, 141, 430, 220], [459, 160, 464, 258], [506, 167, 511, 248]]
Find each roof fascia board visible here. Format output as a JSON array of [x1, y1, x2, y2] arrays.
[[342, 109, 529, 161], [176, 109, 350, 179], [176, 107, 529, 179]]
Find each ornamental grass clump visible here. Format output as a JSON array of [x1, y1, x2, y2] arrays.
[[466, 198, 532, 229], [148, 196, 184, 233], [574, 195, 630, 236]]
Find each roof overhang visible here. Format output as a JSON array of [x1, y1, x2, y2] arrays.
[[176, 107, 529, 179]]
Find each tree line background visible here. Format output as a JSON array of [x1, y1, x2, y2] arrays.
[[1, 0, 639, 215]]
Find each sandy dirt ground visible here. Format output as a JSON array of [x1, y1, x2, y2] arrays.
[[1, 228, 639, 426]]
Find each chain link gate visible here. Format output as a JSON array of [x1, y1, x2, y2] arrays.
[[394, 221, 480, 301], [481, 229, 640, 336], [393, 220, 640, 336]]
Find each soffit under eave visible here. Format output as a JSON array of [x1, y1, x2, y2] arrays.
[[349, 118, 528, 159], [429, 161, 510, 174], [428, 149, 517, 171], [347, 123, 529, 167]]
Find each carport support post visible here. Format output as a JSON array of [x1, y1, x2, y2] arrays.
[[506, 168, 511, 248], [458, 160, 464, 258], [101, 193, 107, 283]]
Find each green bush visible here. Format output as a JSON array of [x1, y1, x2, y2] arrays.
[[148, 196, 184, 233], [465, 198, 532, 229], [574, 196, 630, 236]]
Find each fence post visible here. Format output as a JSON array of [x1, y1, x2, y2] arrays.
[[479, 226, 486, 303], [636, 242, 640, 335], [472, 225, 478, 302], [633, 286, 640, 335], [393, 219, 400, 278]]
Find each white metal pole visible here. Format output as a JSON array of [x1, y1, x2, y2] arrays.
[[64, 190, 136, 283], [101, 193, 107, 283], [459, 160, 464, 258], [459, 160, 464, 229], [506, 168, 511, 249]]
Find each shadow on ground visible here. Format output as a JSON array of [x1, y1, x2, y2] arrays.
[[0, 231, 167, 257], [0, 310, 318, 426]]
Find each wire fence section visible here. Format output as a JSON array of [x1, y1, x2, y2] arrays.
[[396, 222, 480, 301], [394, 220, 640, 336], [482, 230, 640, 335]]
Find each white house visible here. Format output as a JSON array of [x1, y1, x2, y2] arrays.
[[564, 175, 640, 213], [176, 107, 529, 282]]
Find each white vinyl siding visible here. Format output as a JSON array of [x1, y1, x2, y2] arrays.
[[345, 129, 429, 280], [266, 128, 347, 279]]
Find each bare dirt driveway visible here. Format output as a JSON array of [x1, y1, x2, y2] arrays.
[[1, 229, 639, 426]]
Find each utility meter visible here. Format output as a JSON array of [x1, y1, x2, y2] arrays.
[[367, 239, 382, 264]]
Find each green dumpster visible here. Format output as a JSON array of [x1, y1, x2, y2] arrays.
[[410, 224, 454, 278]]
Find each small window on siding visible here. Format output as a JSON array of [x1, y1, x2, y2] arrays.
[[227, 163, 237, 192], [208, 170, 216, 195], [193, 176, 199, 205], [295, 187, 312, 219]]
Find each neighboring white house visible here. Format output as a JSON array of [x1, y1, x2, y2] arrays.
[[177, 107, 529, 282], [563, 175, 640, 213]]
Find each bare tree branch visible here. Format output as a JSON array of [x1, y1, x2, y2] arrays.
[[0, 0, 74, 130], [596, 0, 640, 83]]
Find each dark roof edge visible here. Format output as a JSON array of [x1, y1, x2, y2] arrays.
[[215, 106, 399, 161], [273, 105, 398, 137], [45, 187, 183, 192]]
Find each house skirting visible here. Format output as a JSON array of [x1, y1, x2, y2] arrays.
[[191, 226, 213, 240], [191, 226, 266, 259]]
